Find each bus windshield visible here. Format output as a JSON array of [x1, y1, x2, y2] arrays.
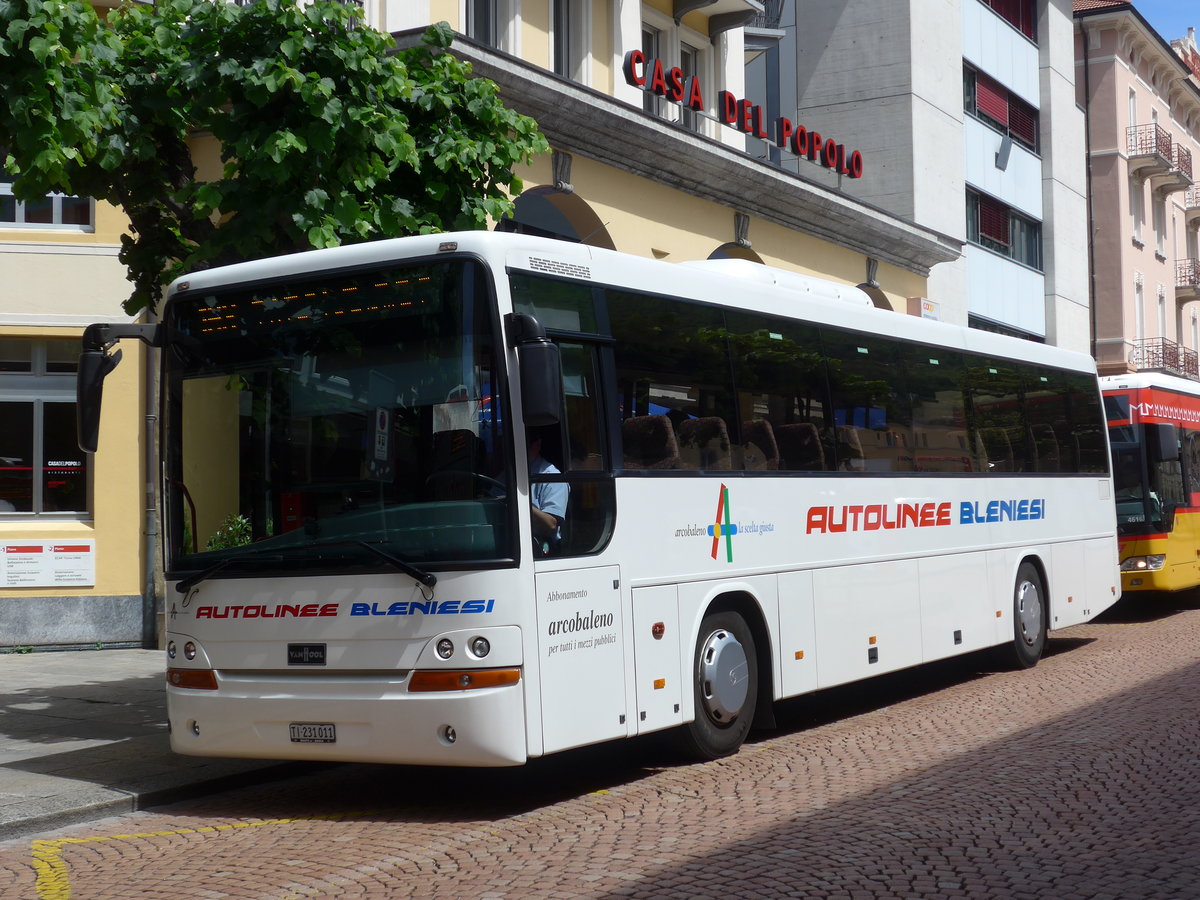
[[163, 258, 513, 574]]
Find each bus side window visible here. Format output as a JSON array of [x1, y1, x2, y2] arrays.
[[1185, 430, 1200, 505], [723, 310, 830, 472], [822, 332, 913, 473], [545, 341, 615, 557]]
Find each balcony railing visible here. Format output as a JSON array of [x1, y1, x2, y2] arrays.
[[748, 0, 783, 29], [1128, 123, 1173, 158], [1188, 189, 1200, 210], [1131, 336, 1200, 379], [1180, 258, 1200, 289], [1174, 144, 1194, 180]]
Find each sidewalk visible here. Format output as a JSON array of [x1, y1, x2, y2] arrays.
[[0, 648, 293, 842]]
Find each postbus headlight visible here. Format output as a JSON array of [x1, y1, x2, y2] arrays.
[[436, 638, 454, 659], [1121, 555, 1166, 572]]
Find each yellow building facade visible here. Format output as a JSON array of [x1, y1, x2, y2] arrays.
[[0, 186, 151, 649], [3, 0, 961, 649]]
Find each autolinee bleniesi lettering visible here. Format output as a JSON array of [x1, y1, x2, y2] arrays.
[[196, 603, 339, 619], [806, 502, 951, 534], [350, 599, 495, 616]]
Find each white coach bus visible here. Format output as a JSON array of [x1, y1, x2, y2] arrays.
[[78, 232, 1119, 765]]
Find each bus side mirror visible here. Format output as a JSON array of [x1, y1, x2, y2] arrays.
[[76, 322, 166, 453], [1147, 423, 1180, 464], [77, 349, 120, 454], [506, 313, 562, 427]]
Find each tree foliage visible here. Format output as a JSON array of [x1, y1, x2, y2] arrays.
[[0, 0, 548, 312]]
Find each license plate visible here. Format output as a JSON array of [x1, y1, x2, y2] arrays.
[[289, 723, 336, 743]]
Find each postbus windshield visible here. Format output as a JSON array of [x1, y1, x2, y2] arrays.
[[162, 258, 513, 575]]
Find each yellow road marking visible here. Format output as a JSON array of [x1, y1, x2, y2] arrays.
[[31, 813, 368, 900]]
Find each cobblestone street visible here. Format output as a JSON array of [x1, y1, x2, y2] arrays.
[[4, 594, 1199, 899]]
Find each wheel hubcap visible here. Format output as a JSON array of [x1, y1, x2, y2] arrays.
[[1015, 580, 1043, 647], [699, 628, 750, 723]]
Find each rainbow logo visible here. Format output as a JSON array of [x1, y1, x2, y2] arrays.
[[708, 483, 737, 562]]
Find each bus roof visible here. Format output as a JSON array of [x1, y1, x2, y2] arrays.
[[167, 231, 1097, 375], [1099, 371, 1200, 394]]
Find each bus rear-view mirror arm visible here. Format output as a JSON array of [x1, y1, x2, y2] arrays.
[[77, 323, 167, 454], [505, 313, 562, 428]]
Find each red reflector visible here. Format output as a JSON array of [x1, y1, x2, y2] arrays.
[[167, 668, 218, 690], [409, 668, 521, 693]]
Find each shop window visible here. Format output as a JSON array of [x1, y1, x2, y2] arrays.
[[966, 188, 1042, 271], [0, 339, 88, 515], [963, 65, 1039, 153], [0, 170, 93, 230]]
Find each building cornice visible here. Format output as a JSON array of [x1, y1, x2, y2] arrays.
[[392, 29, 961, 277], [1076, 6, 1200, 133]]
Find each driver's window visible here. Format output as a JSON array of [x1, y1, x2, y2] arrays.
[[529, 341, 614, 557]]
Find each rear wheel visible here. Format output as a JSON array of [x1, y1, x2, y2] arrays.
[[997, 562, 1046, 669], [678, 610, 757, 760]]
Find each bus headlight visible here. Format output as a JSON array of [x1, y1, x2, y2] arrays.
[[436, 638, 454, 659], [1121, 555, 1165, 572]]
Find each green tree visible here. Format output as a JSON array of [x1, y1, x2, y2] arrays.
[[0, 0, 548, 312]]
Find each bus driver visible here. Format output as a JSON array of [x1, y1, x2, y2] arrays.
[[528, 428, 568, 555]]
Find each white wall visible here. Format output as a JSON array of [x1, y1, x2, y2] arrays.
[[965, 243, 1047, 336], [964, 117, 1044, 217], [962, 0, 1039, 105]]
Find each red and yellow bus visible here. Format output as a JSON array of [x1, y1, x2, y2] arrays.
[[1102, 373, 1200, 593]]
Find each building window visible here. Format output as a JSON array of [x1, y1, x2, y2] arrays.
[[963, 65, 1039, 153], [640, 24, 663, 118], [1153, 196, 1166, 256], [966, 188, 1043, 270], [0, 172, 94, 230], [679, 42, 701, 133], [1130, 177, 1145, 243], [0, 339, 88, 515], [467, 0, 508, 49], [553, 0, 572, 77], [553, 0, 590, 83], [979, 0, 1036, 41], [1135, 273, 1145, 341]]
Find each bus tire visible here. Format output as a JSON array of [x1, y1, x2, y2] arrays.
[[997, 562, 1046, 670], [679, 610, 757, 760]]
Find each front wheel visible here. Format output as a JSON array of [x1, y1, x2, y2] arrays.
[[996, 561, 1046, 669], [678, 610, 757, 760]]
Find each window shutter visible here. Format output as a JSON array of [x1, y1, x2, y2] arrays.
[[978, 195, 1010, 246], [1008, 98, 1037, 149], [976, 74, 1009, 126]]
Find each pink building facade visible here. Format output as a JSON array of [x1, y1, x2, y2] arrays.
[[1075, 1, 1200, 378]]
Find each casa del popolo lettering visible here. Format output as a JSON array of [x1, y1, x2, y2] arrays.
[[622, 49, 864, 179]]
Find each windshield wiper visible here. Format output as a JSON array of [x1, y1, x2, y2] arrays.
[[174, 540, 437, 594], [174, 551, 285, 594], [353, 540, 438, 588]]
